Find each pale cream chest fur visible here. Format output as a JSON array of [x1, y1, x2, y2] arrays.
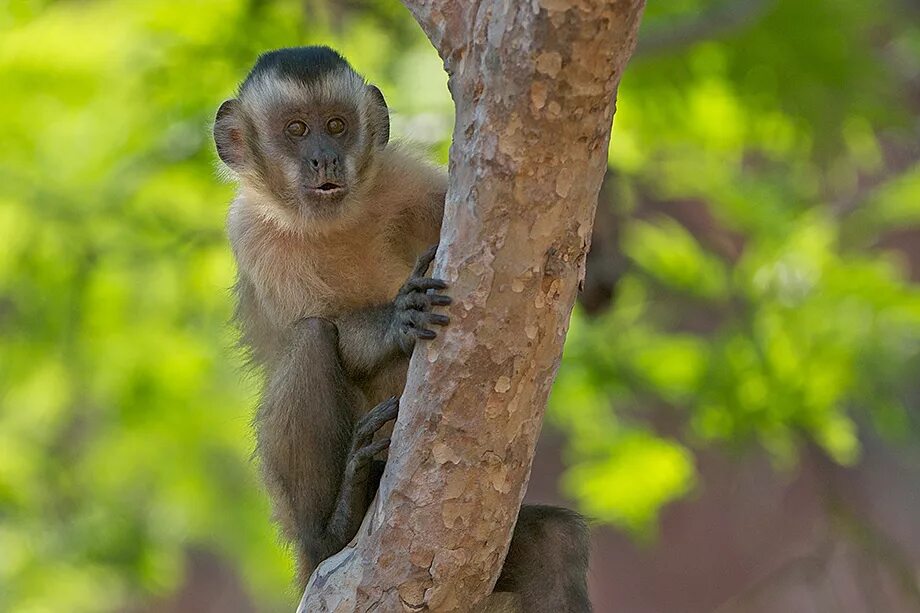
[[228, 197, 413, 329]]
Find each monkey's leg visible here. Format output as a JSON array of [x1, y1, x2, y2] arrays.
[[255, 318, 396, 584], [494, 504, 592, 613], [324, 396, 399, 545]]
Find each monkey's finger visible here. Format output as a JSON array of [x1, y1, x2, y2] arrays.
[[412, 245, 439, 277], [405, 277, 448, 292], [427, 313, 450, 326], [412, 327, 437, 340], [401, 292, 452, 311], [429, 294, 453, 307]]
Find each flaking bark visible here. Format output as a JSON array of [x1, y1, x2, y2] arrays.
[[298, 1, 645, 610]]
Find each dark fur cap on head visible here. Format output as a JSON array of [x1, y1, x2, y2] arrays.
[[240, 46, 352, 94], [232, 45, 389, 148]]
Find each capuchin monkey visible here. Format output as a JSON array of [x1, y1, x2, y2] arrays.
[[214, 46, 591, 612]]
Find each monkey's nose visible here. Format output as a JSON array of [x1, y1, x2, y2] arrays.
[[309, 151, 340, 173]]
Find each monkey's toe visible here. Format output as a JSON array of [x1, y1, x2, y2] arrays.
[[349, 437, 391, 469], [353, 397, 400, 445]]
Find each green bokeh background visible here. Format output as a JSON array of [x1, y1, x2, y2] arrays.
[[1, 1, 918, 611]]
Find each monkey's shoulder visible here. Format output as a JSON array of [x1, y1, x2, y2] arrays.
[[370, 146, 446, 251], [372, 146, 446, 212]]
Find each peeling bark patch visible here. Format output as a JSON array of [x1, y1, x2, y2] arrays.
[[539, 0, 572, 12], [485, 395, 505, 419], [398, 579, 431, 612], [494, 376, 512, 393], [555, 167, 575, 197], [432, 441, 463, 465], [442, 500, 476, 528], [535, 51, 563, 77], [530, 81, 548, 110], [543, 278, 562, 304], [498, 113, 524, 157], [410, 548, 435, 569], [443, 469, 468, 499], [488, 463, 513, 494]]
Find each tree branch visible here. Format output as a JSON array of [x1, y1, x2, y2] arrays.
[[298, 1, 645, 610], [399, 0, 472, 67]]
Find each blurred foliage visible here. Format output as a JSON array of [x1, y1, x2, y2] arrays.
[[0, 0, 918, 611], [550, 0, 920, 533]]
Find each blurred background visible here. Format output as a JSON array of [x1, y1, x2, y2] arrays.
[[1, 0, 919, 611]]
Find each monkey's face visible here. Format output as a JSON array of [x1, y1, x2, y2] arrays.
[[264, 100, 362, 207], [214, 64, 389, 230]]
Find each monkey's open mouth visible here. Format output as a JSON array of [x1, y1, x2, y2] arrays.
[[305, 182, 347, 198]]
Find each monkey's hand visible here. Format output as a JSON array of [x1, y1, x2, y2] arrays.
[[390, 245, 451, 355], [327, 397, 400, 548]]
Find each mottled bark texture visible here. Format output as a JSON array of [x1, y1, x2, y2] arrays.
[[298, 1, 645, 611]]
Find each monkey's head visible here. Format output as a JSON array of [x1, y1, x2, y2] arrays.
[[214, 46, 389, 230]]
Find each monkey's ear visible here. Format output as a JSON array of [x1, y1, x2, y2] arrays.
[[366, 85, 389, 148], [214, 98, 245, 170]]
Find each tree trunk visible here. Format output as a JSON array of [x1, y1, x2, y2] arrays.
[[298, 1, 645, 611]]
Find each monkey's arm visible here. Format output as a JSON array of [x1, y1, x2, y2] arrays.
[[334, 246, 450, 380], [399, 187, 445, 260], [334, 304, 400, 379]]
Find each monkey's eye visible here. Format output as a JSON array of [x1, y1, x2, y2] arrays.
[[286, 120, 308, 137], [326, 117, 346, 135]]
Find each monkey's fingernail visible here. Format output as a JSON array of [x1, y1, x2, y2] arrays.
[[431, 295, 452, 306], [417, 329, 437, 339], [430, 314, 449, 325]]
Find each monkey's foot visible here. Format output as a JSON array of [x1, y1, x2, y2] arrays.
[[345, 396, 399, 481], [323, 397, 400, 559]]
